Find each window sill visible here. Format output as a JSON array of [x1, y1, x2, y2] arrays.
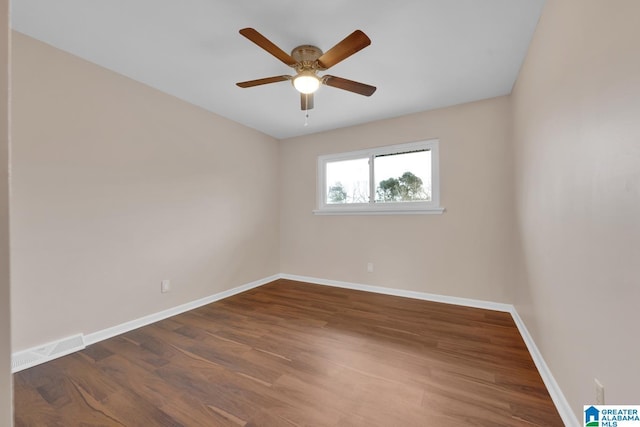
[[313, 206, 445, 216]]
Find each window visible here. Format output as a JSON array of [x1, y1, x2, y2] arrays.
[[315, 140, 443, 215]]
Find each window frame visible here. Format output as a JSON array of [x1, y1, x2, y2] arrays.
[[314, 139, 444, 215]]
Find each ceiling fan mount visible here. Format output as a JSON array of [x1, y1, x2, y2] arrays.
[[290, 45, 323, 68], [236, 28, 376, 111]]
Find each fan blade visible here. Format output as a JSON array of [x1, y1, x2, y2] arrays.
[[239, 28, 296, 66], [317, 30, 371, 69], [301, 93, 314, 110], [323, 75, 376, 96], [236, 75, 291, 88]]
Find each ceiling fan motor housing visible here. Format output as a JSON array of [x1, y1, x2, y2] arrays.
[[291, 45, 324, 71]]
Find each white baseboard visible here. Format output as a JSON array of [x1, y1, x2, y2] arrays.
[[11, 272, 577, 425], [510, 308, 579, 427], [84, 274, 280, 346], [279, 273, 513, 312]]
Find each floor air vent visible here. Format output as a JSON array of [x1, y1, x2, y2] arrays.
[[12, 334, 85, 372]]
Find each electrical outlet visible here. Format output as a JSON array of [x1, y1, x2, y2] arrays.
[[367, 262, 374, 273], [161, 279, 171, 293], [595, 378, 605, 405]]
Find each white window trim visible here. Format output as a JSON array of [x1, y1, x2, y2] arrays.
[[314, 139, 444, 215]]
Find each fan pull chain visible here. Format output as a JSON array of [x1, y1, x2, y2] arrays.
[[304, 111, 310, 126]]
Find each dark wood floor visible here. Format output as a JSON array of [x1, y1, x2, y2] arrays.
[[14, 279, 563, 426]]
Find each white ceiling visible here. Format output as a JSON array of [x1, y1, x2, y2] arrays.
[[11, 0, 545, 139]]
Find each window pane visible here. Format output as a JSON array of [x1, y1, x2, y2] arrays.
[[326, 158, 370, 204], [374, 150, 431, 203]]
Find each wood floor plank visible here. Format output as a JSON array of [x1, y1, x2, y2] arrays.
[[14, 279, 563, 426]]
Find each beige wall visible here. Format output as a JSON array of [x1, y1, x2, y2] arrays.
[[280, 96, 518, 303], [10, 32, 280, 351], [512, 0, 640, 418], [0, 0, 11, 424]]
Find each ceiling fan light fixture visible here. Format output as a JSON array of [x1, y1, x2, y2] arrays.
[[293, 72, 320, 94]]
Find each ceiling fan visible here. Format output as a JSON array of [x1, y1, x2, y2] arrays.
[[236, 28, 376, 111]]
